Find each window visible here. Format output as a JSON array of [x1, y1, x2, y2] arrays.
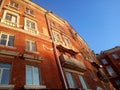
[[1, 10, 20, 27], [112, 53, 119, 59], [50, 22, 55, 27], [101, 59, 109, 64], [65, 72, 77, 88], [0, 63, 11, 84], [64, 37, 71, 47], [26, 20, 35, 29], [24, 18, 38, 34], [0, 33, 14, 47], [26, 8, 33, 15], [88, 69, 96, 80], [53, 31, 61, 42], [78, 75, 89, 89], [59, 26, 64, 32], [5, 13, 17, 23], [9, 1, 18, 8], [115, 80, 120, 86], [26, 40, 37, 52], [26, 65, 40, 85], [106, 66, 117, 77]]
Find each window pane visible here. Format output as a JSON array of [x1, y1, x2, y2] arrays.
[[31, 22, 35, 29], [26, 41, 30, 51], [0, 63, 11, 68], [34, 67, 40, 85], [26, 66, 33, 85], [115, 80, 120, 85], [11, 16, 17, 23], [26, 21, 30, 27], [0, 34, 7, 45], [66, 72, 77, 88], [0, 63, 11, 84], [5, 14, 11, 21], [32, 42, 37, 52], [1, 69, 10, 84], [8, 36, 14, 46], [106, 66, 117, 77], [112, 54, 119, 59], [101, 59, 108, 64], [79, 75, 89, 89]]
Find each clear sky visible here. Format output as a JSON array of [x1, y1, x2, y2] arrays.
[[32, 0, 120, 54]]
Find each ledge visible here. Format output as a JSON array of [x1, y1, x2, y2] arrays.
[[24, 85, 46, 89], [0, 50, 19, 56], [23, 54, 43, 61], [0, 85, 14, 89]]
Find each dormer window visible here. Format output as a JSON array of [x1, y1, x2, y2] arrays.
[[26, 8, 33, 15], [9, 1, 18, 9]]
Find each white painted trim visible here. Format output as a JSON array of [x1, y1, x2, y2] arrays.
[[24, 85, 46, 89], [0, 85, 14, 90], [1, 9, 20, 27]]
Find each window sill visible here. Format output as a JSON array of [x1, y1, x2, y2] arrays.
[[24, 85, 46, 89], [0, 85, 15, 89], [0, 45, 16, 49], [25, 50, 39, 54]]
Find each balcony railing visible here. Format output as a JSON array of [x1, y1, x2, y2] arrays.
[[59, 54, 86, 72]]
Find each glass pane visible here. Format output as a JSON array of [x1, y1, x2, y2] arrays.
[[5, 14, 11, 21], [0, 63, 11, 68], [11, 16, 17, 23], [26, 41, 30, 51], [66, 72, 77, 88], [32, 42, 37, 52], [8, 36, 14, 46], [79, 75, 89, 89], [26, 21, 30, 27], [31, 22, 35, 29], [26, 66, 33, 85], [102, 59, 108, 64], [106, 66, 117, 76], [34, 67, 40, 85], [1, 69, 10, 84], [0, 34, 7, 45]]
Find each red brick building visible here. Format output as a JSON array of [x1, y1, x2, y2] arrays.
[[97, 46, 120, 90], [0, 0, 114, 89]]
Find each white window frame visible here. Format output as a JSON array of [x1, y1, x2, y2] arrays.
[[78, 74, 89, 90], [0, 63, 11, 84], [1, 10, 20, 27], [65, 72, 78, 89], [26, 65, 40, 85], [26, 39, 37, 52], [52, 30, 62, 43], [26, 8, 33, 15], [0, 32, 14, 47], [63, 36, 72, 48], [9, 1, 18, 9], [24, 17, 38, 34]]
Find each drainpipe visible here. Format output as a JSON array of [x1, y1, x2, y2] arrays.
[[45, 11, 68, 89]]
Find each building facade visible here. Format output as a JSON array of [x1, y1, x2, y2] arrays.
[[97, 46, 120, 90], [0, 0, 114, 89]]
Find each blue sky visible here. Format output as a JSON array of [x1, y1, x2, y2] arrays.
[[32, 0, 120, 53]]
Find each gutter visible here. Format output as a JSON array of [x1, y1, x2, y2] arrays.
[[45, 11, 68, 89]]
